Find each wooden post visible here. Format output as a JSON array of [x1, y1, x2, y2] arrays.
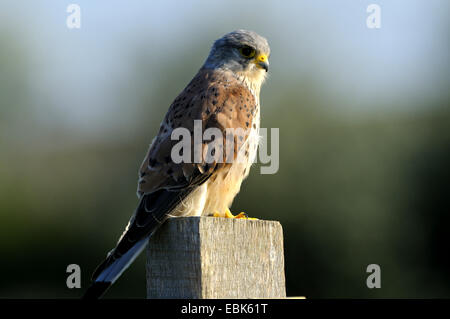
[[146, 217, 286, 299]]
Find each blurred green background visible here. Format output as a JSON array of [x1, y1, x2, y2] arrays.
[[0, 1, 449, 298]]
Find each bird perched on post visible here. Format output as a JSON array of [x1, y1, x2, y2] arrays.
[[83, 30, 270, 299]]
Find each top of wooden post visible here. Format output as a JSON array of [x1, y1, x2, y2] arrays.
[[146, 216, 286, 299]]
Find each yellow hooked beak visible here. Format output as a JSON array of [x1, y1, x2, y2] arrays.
[[255, 54, 269, 72]]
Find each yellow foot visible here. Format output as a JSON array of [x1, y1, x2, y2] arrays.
[[213, 209, 258, 220]]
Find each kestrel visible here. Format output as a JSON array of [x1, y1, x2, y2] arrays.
[[84, 30, 270, 298]]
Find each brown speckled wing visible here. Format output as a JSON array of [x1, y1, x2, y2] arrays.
[[137, 68, 258, 197]]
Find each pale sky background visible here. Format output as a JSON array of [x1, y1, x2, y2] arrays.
[[1, 0, 448, 134]]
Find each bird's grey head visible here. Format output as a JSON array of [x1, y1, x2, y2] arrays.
[[203, 30, 270, 85]]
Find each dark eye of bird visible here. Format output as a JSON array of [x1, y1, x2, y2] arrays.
[[240, 46, 256, 58]]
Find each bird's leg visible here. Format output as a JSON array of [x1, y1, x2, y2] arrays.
[[213, 208, 258, 219]]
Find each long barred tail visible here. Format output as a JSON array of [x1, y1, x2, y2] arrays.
[[82, 237, 149, 299]]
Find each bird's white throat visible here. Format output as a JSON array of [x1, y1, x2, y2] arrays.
[[235, 69, 267, 100]]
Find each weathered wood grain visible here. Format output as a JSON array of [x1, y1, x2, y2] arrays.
[[146, 217, 286, 299]]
